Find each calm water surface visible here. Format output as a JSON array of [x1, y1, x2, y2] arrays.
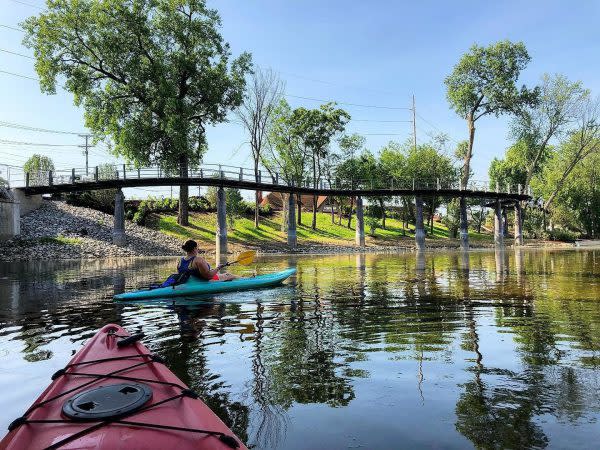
[[1, 249, 600, 449]]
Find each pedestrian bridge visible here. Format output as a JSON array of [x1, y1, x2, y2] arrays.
[[5, 163, 531, 254]]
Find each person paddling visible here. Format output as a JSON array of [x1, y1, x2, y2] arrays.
[[179, 239, 239, 282]]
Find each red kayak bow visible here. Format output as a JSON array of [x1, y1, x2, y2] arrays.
[[0, 324, 247, 450]]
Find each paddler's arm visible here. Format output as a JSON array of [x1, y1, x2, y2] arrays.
[[194, 258, 223, 280]]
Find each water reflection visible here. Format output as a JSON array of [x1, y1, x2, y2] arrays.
[[1, 250, 600, 449]]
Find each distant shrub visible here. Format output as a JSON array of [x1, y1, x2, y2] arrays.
[[544, 228, 578, 242], [130, 196, 210, 225], [365, 216, 380, 236]]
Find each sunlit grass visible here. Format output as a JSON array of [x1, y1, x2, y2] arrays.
[[157, 211, 493, 246]]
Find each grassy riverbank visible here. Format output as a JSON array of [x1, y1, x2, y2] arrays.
[[155, 211, 495, 250]]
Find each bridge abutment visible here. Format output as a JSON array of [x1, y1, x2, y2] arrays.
[[0, 190, 19, 241], [494, 199, 504, 246], [355, 196, 365, 247], [415, 195, 426, 251], [216, 186, 227, 263], [112, 188, 126, 246], [459, 197, 469, 251], [514, 202, 523, 246]]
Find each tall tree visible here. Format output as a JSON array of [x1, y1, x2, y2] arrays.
[[293, 104, 350, 230], [539, 96, 600, 210], [337, 133, 367, 228], [511, 74, 588, 189], [23, 0, 251, 226], [23, 154, 55, 186], [445, 40, 538, 188], [264, 99, 308, 226], [236, 68, 284, 228]]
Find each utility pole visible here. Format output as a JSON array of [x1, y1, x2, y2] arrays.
[[78, 134, 94, 175], [412, 94, 417, 151]]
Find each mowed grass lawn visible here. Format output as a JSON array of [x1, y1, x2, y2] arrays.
[[158, 211, 493, 247]]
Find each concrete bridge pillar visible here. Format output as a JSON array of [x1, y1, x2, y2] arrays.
[[355, 195, 365, 247], [459, 197, 469, 251], [415, 195, 425, 251], [494, 199, 504, 246], [287, 192, 297, 249], [216, 186, 227, 264], [113, 188, 126, 246], [502, 206, 509, 237], [514, 201, 523, 246], [0, 190, 19, 241]]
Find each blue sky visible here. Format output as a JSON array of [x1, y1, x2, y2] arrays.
[[1, 0, 599, 197]]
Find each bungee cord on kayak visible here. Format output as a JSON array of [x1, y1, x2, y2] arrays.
[[3, 325, 244, 450]]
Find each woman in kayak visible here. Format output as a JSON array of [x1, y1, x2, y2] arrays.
[[178, 239, 239, 281]]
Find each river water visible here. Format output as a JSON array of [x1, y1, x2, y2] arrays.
[[1, 249, 600, 449]]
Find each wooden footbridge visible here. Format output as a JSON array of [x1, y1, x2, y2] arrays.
[[7, 163, 531, 255]]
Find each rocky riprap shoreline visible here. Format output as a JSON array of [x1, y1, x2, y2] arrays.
[[0, 200, 184, 260]]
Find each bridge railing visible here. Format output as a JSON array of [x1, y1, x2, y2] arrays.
[[12, 163, 532, 196]]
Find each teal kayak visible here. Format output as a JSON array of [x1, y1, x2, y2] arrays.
[[114, 268, 296, 301]]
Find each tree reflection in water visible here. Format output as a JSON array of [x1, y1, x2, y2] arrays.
[[2, 251, 600, 449]]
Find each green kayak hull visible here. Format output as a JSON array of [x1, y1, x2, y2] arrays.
[[114, 268, 296, 300]]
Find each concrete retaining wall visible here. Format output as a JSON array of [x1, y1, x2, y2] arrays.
[[11, 189, 43, 217], [0, 199, 19, 241]]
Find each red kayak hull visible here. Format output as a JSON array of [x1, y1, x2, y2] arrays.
[[0, 324, 247, 450]]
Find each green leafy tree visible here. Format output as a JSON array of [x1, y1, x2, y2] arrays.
[[293, 103, 350, 230], [488, 140, 531, 190], [445, 40, 538, 188], [22, 0, 252, 226], [540, 97, 600, 211], [511, 74, 588, 190], [23, 154, 55, 186], [225, 188, 245, 229], [335, 133, 366, 227], [380, 140, 457, 233], [264, 99, 309, 226]]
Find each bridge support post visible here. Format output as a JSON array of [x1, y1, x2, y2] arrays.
[[355, 195, 365, 247], [112, 188, 126, 246], [459, 197, 469, 251], [494, 199, 504, 246], [514, 201, 523, 246], [415, 195, 425, 251], [216, 186, 227, 264], [287, 192, 297, 249]]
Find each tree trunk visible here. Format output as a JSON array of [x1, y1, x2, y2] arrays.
[[297, 197, 302, 226], [429, 203, 434, 234], [311, 155, 317, 230], [379, 198, 386, 229], [347, 197, 354, 228], [463, 114, 475, 188], [178, 154, 189, 226], [312, 195, 317, 230], [254, 162, 260, 228], [330, 196, 334, 224], [338, 198, 343, 225]]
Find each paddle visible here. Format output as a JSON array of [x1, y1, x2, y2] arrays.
[[221, 250, 256, 267]]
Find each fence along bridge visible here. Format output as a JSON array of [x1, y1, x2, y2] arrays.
[[9, 163, 531, 255]]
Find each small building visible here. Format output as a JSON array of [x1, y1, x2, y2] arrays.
[[260, 192, 329, 212]]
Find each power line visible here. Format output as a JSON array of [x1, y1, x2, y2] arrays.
[[0, 69, 38, 81], [351, 119, 412, 123], [285, 94, 410, 110], [415, 112, 461, 145], [0, 121, 83, 135], [0, 48, 34, 59], [0, 139, 79, 147], [8, 0, 44, 10], [0, 24, 24, 32]]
